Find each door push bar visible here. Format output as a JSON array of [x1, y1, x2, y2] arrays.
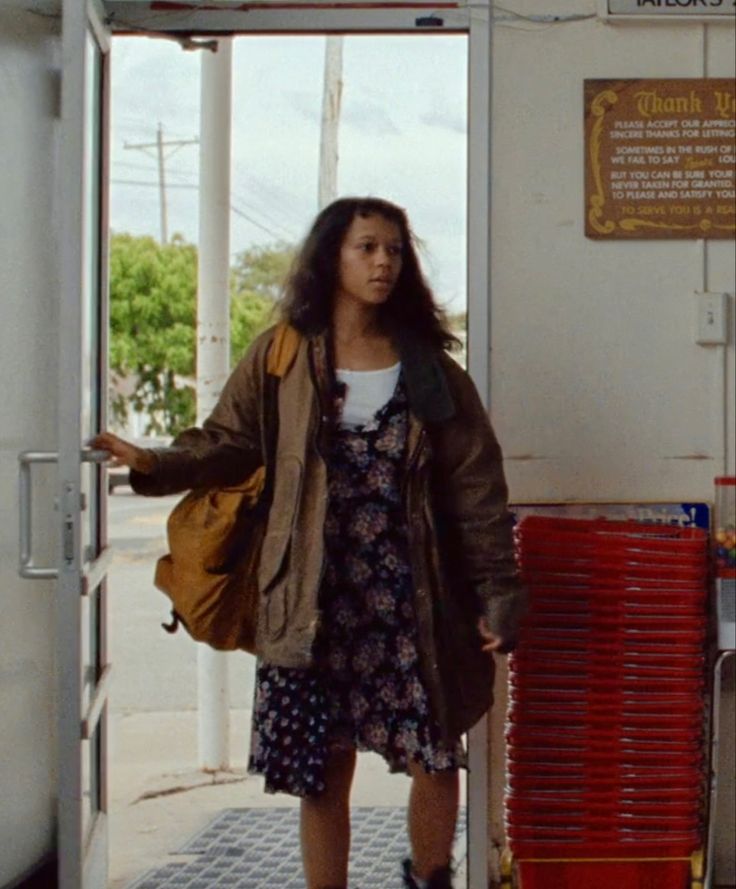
[[18, 449, 110, 579]]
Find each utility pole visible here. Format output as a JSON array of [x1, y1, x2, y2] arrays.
[[156, 125, 167, 245], [318, 36, 344, 209], [124, 124, 198, 244]]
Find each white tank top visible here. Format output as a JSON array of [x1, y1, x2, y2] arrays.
[[336, 362, 401, 429]]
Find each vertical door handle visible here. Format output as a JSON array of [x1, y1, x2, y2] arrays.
[[18, 451, 59, 579], [19, 448, 111, 579]]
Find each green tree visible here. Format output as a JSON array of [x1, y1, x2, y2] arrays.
[[109, 232, 197, 436], [109, 234, 294, 436], [229, 241, 294, 363]]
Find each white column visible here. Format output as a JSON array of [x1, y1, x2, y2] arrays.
[[318, 35, 343, 209], [196, 37, 232, 772]]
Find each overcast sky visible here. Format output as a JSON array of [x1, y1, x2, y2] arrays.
[[110, 34, 468, 312]]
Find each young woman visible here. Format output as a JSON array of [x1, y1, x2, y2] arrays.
[[93, 197, 525, 889]]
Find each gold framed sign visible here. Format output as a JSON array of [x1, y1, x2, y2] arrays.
[[585, 78, 736, 239]]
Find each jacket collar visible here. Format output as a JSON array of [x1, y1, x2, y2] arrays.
[[391, 326, 456, 424]]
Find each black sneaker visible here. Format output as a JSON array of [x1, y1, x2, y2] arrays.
[[401, 858, 454, 889]]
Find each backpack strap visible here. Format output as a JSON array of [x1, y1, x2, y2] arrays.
[[267, 322, 301, 378]]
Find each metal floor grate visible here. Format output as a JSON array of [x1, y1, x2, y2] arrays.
[[126, 806, 466, 889]]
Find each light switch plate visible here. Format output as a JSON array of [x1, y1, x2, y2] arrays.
[[696, 291, 729, 346]]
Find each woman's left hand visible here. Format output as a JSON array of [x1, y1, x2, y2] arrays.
[[478, 617, 504, 654]]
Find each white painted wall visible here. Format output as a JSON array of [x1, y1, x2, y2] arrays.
[[489, 2, 735, 883], [0, 6, 60, 887], [492, 10, 734, 499]]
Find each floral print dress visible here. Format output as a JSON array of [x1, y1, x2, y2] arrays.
[[248, 375, 465, 797]]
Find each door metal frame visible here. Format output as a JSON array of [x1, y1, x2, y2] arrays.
[[59, 0, 112, 886], [105, 1, 468, 34], [100, 3, 493, 885], [466, 10, 493, 885]]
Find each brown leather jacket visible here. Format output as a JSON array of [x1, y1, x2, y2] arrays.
[[131, 325, 526, 741]]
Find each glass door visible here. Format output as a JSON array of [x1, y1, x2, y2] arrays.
[[58, 1, 112, 887]]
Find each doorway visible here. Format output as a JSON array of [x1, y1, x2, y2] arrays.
[[108, 31, 470, 887], [61, 3, 492, 887]]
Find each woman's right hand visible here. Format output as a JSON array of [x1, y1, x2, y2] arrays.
[[89, 432, 157, 475]]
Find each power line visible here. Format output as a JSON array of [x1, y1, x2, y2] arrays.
[[165, 163, 297, 240], [111, 178, 287, 241], [118, 124, 297, 241], [229, 203, 290, 240], [163, 163, 296, 240], [229, 188, 297, 240]]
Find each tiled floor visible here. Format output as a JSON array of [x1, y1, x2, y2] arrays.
[[126, 806, 467, 889]]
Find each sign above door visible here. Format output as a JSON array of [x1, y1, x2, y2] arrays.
[[602, 0, 735, 18]]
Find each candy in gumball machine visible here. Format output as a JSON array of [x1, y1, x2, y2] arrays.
[[704, 477, 735, 889], [714, 477, 736, 652]]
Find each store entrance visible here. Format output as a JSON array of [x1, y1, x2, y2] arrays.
[[59, 4, 492, 886]]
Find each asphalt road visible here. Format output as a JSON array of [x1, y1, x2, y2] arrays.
[[107, 486, 256, 713]]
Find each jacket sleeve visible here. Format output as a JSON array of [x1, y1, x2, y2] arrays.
[[431, 360, 527, 652], [129, 328, 273, 497]]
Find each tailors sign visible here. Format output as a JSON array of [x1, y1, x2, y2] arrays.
[[608, 0, 735, 15]]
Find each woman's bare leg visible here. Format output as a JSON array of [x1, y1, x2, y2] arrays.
[[406, 762, 460, 880], [300, 747, 357, 889]]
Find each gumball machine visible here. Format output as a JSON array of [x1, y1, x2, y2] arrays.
[[713, 477, 736, 572], [704, 477, 735, 889], [713, 476, 735, 652]]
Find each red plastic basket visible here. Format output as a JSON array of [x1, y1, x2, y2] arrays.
[[513, 635, 707, 651], [508, 700, 704, 729], [515, 858, 692, 889], [508, 673, 705, 694], [522, 611, 705, 631], [515, 514, 708, 545], [506, 753, 703, 771], [516, 626, 707, 648], [506, 758, 702, 777], [509, 834, 701, 858], [510, 681, 705, 698], [526, 598, 705, 619], [508, 827, 701, 846], [506, 794, 698, 816], [513, 644, 706, 670], [506, 777, 703, 798], [520, 558, 707, 585], [505, 810, 702, 833], [506, 724, 703, 746], [517, 529, 708, 554]]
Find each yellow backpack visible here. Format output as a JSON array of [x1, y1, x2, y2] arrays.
[[153, 324, 301, 652]]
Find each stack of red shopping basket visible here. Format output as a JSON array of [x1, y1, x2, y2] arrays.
[[506, 516, 709, 889]]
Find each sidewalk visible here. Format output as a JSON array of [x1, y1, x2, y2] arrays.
[[109, 708, 467, 889]]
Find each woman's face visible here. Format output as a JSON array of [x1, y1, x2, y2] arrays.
[[334, 213, 403, 311]]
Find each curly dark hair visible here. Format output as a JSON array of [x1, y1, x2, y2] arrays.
[[279, 197, 460, 351]]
